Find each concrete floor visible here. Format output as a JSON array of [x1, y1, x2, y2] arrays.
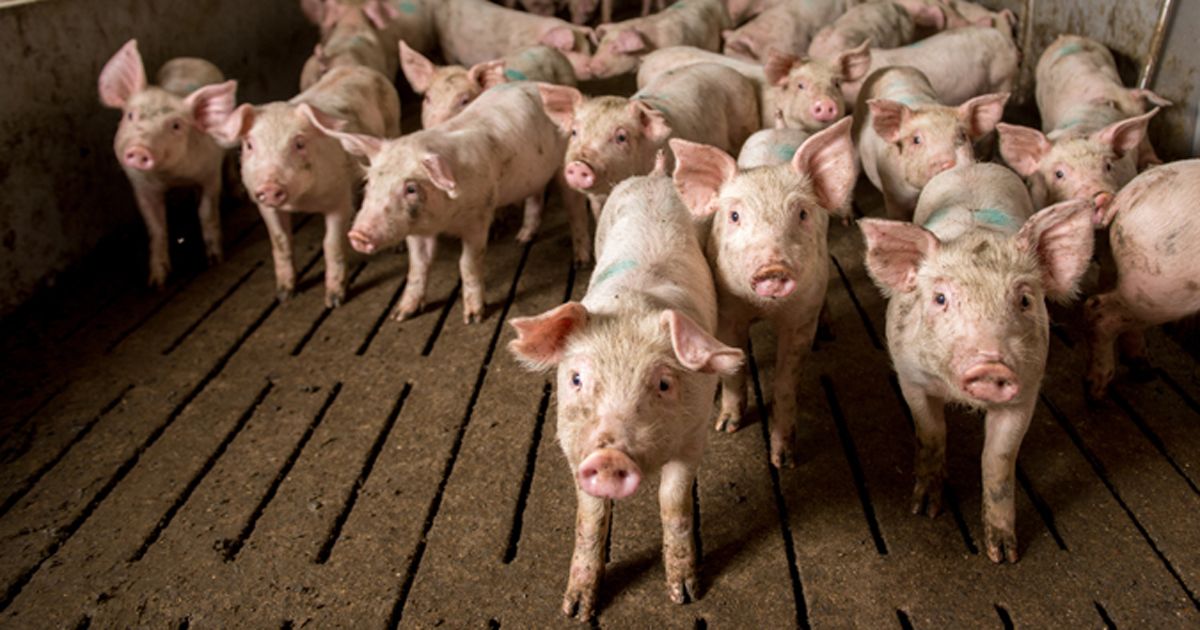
[[2, 140, 1199, 629]]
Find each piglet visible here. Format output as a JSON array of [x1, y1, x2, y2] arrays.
[[672, 117, 855, 467], [314, 82, 590, 323], [208, 65, 400, 308], [721, 0, 846, 63], [861, 162, 1095, 563], [807, 0, 932, 58], [509, 172, 744, 620], [1085, 159, 1200, 399], [432, 0, 594, 80], [541, 62, 759, 216], [587, 0, 731, 79], [99, 39, 237, 289], [853, 65, 1008, 220], [763, 41, 871, 133]]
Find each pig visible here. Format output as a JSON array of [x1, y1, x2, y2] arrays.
[[1035, 34, 1172, 171], [762, 41, 871, 133], [853, 66, 1009, 220], [208, 65, 400, 308], [636, 45, 778, 128], [1084, 159, 1200, 400], [997, 105, 1161, 223], [315, 0, 438, 54], [587, 0, 731, 79], [98, 39, 237, 290], [807, 0, 931, 58], [860, 162, 1095, 563], [431, 0, 594, 80], [508, 172, 744, 620], [736, 109, 810, 169], [840, 25, 1019, 107], [671, 117, 856, 467], [540, 62, 759, 217], [721, 0, 846, 63], [300, 0, 406, 90], [311, 82, 591, 323], [400, 41, 576, 128]]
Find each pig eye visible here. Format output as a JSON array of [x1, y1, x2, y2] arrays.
[[294, 136, 307, 151], [1054, 170, 1065, 179], [570, 372, 582, 388], [797, 82, 805, 90], [934, 292, 946, 306], [1019, 293, 1032, 310], [912, 134, 922, 146], [729, 210, 740, 224], [126, 112, 134, 121], [833, 79, 841, 89], [405, 183, 419, 196], [459, 96, 470, 106], [1104, 161, 1113, 172], [171, 121, 182, 131], [615, 130, 628, 143], [798, 209, 808, 222], [244, 139, 254, 152], [658, 378, 670, 392]]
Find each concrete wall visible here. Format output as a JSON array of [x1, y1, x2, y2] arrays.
[[0, 0, 315, 319]]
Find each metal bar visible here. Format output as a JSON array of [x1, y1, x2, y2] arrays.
[[1139, 0, 1177, 89]]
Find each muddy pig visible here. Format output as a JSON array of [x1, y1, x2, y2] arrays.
[[508, 172, 744, 620], [860, 162, 1094, 563], [209, 65, 400, 308], [672, 117, 855, 467], [853, 66, 1008, 220], [432, 0, 594, 79], [99, 39, 237, 289], [721, 0, 846, 63], [314, 82, 590, 323], [587, 0, 730, 79], [540, 62, 758, 216], [1084, 159, 1200, 400]]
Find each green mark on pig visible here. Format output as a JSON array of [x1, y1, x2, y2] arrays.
[[631, 93, 672, 118], [973, 208, 1016, 230], [1055, 118, 1082, 131], [1054, 44, 1082, 59], [183, 83, 200, 94], [594, 259, 638, 286], [773, 143, 798, 162], [505, 69, 528, 81], [399, 1, 418, 13]]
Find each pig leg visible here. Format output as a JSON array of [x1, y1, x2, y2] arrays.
[[564, 491, 611, 620], [132, 182, 171, 290], [714, 319, 750, 433], [517, 191, 545, 244], [660, 458, 700, 604], [556, 171, 593, 267], [980, 400, 1034, 563], [1083, 291, 1138, 400], [397, 235, 437, 321], [459, 224, 490, 324], [257, 205, 296, 301], [197, 174, 224, 267], [1118, 329, 1153, 380], [898, 377, 947, 517], [769, 314, 819, 469], [322, 210, 351, 308]]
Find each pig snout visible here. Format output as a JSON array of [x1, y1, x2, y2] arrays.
[[1091, 192, 1115, 225], [255, 184, 289, 208], [564, 161, 598, 191], [123, 146, 156, 170], [576, 448, 642, 499], [959, 360, 1020, 403], [348, 229, 376, 254], [810, 99, 840, 123], [751, 264, 796, 299], [932, 160, 957, 178]]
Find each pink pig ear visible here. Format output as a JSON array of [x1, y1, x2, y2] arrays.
[[421, 153, 459, 198], [508, 301, 589, 369], [1015, 198, 1095, 302], [541, 26, 579, 53], [538, 84, 585, 134], [670, 138, 737, 218], [997, 123, 1050, 177], [792, 117, 855, 213], [661, 310, 744, 375], [835, 41, 871, 82], [99, 39, 147, 108], [301, 104, 384, 159], [868, 99, 912, 144], [612, 28, 647, 54], [399, 40, 436, 94], [213, 103, 256, 145], [467, 59, 507, 91], [1096, 107, 1158, 159], [763, 49, 801, 87], [958, 92, 1009, 139], [361, 0, 401, 30], [187, 80, 237, 135], [908, 4, 947, 29], [1127, 87, 1172, 109], [859, 218, 939, 295], [631, 100, 670, 142]]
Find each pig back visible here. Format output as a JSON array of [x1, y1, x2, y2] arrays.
[[291, 65, 401, 138], [503, 46, 577, 86], [156, 58, 224, 97], [1035, 34, 1125, 131], [636, 63, 760, 156], [913, 162, 1034, 242]]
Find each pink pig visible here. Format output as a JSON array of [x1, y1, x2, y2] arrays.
[[208, 65, 401, 308], [431, 0, 594, 80], [671, 117, 856, 467], [1085, 159, 1200, 400], [861, 162, 1095, 563], [721, 0, 847, 63], [98, 39, 237, 289], [853, 66, 1008, 220], [763, 41, 871, 133], [509, 172, 743, 620], [587, 0, 731, 79]]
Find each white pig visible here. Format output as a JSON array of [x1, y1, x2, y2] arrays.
[[587, 0, 731, 79], [1085, 159, 1200, 399], [98, 39, 237, 289], [540, 62, 759, 216], [721, 0, 846, 63], [671, 117, 856, 467], [762, 41, 871, 133], [508, 172, 744, 620], [208, 65, 401, 308], [313, 82, 591, 323], [853, 65, 1008, 220], [431, 0, 594, 80], [861, 162, 1095, 563]]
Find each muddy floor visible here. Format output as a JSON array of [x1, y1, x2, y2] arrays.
[[2, 112, 1200, 629]]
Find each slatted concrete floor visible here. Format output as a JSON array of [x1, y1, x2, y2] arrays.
[[3, 161, 1200, 629]]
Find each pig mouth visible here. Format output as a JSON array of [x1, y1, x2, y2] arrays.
[[959, 361, 1020, 404], [751, 265, 796, 298], [348, 230, 376, 254]]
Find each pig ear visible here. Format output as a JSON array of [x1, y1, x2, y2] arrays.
[[631, 100, 671, 142], [958, 92, 1010, 139], [1015, 198, 1095, 302], [660, 310, 744, 375], [362, 0, 401, 30], [399, 40, 435, 94], [1128, 87, 1172, 109], [422, 153, 459, 198], [670, 138, 737, 218], [792, 117, 855, 213], [99, 39, 147, 108], [213, 103, 255, 145], [508, 301, 589, 369], [835, 41, 872, 82], [542, 26, 580, 53], [763, 49, 800, 87], [773, 108, 787, 129], [908, 4, 947, 29], [302, 104, 385, 159], [997, 123, 1050, 176], [868, 99, 912, 144], [859, 218, 939, 295], [723, 34, 757, 61], [1096, 107, 1158, 159], [467, 59, 507, 91], [612, 28, 647, 54], [589, 25, 607, 47], [187, 80, 237, 134], [538, 84, 584, 134]]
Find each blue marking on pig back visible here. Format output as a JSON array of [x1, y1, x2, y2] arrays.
[[773, 143, 798, 162], [183, 83, 200, 94], [1054, 44, 1082, 59], [594, 259, 638, 286], [631, 93, 672, 118], [973, 208, 1016, 229], [505, 69, 528, 81], [922, 208, 952, 229], [399, 1, 417, 13], [1055, 118, 1081, 131]]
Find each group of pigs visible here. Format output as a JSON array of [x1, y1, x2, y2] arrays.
[[98, 0, 1199, 620]]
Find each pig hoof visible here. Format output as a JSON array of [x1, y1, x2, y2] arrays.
[[985, 527, 1019, 564], [771, 447, 796, 470], [516, 227, 537, 244], [464, 310, 483, 324], [1083, 377, 1110, 405], [562, 589, 596, 621], [276, 288, 295, 303], [910, 482, 943, 517], [668, 575, 699, 605], [714, 412, 741, 433], [326, 292, 344, 309]]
